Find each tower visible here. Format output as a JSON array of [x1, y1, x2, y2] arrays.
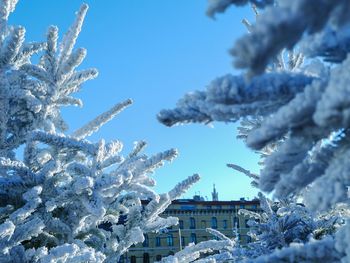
[[212, 184, 218, 201]]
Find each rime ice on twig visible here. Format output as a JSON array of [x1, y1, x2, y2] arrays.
[[0, 2, 198, 262], [159, 0, 350, 261]]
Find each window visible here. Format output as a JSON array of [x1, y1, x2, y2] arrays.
[[143, 234, 149, 247], [206, 205, 212, 209], [156, 255, 162, 261], [118, 255, 124, 263], [247, 236, 252, 243], [179, 220, 184, 229], [201, 220, 206, 229], [190, 217, 196, 229], [130, 256, 136, 263], [143, 253, 150, 263], [211, 217, 217, 229], [223, 220, 227, 229], [156, 237, 161, 247], [167, 234, 174, 246], [181, 236, 185, 246], [234, 217, 239, 227], [240, 204, 245, 209], [190, 233, 197, 244]]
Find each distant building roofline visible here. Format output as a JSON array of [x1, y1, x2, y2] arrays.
[[141, 199, 260, 205], [172, 199, 260, 205]]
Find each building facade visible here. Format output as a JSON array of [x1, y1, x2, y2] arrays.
[[124, 193, 260, 263]]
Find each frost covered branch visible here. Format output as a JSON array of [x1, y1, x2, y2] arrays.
[[0, 2, 198, 262]]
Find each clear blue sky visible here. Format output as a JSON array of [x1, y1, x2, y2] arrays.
[[10, 0, 260, 200]]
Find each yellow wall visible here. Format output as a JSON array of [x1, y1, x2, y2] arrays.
[[125, 200, 260, 263]]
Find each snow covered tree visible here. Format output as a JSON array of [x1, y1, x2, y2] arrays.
[[0, 1, 200, 262], [156, 228, 236, 263], [156, 167, 345, 263], [158, 0, 350, 262]]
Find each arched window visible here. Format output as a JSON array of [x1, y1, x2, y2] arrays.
[[143, 253, 150, 263], [201, 220, 206, 229], [167, 234, 174, 246], [190, 217, 196, 229], [211, 217, 217, 229], [156, 255, 162, 261], [130, 256, 136, 263], [191, 233, 197, 243], [143, 234, 149, 247]]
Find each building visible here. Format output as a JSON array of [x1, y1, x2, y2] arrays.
[[123, 186, 260, 263]]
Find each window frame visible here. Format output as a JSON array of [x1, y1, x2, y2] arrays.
[[190, 217, 196, 229], [179, 220, 184, 229], [167, 234, 174, 247], [190, 233, 197, 244], [155, 236, 161, 247], [211, 217, 218, 229]]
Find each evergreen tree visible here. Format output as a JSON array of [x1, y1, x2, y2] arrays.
[[157, 169, 345, 262], [158, 0, 350, 262], [0, 1, 199, 262]]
